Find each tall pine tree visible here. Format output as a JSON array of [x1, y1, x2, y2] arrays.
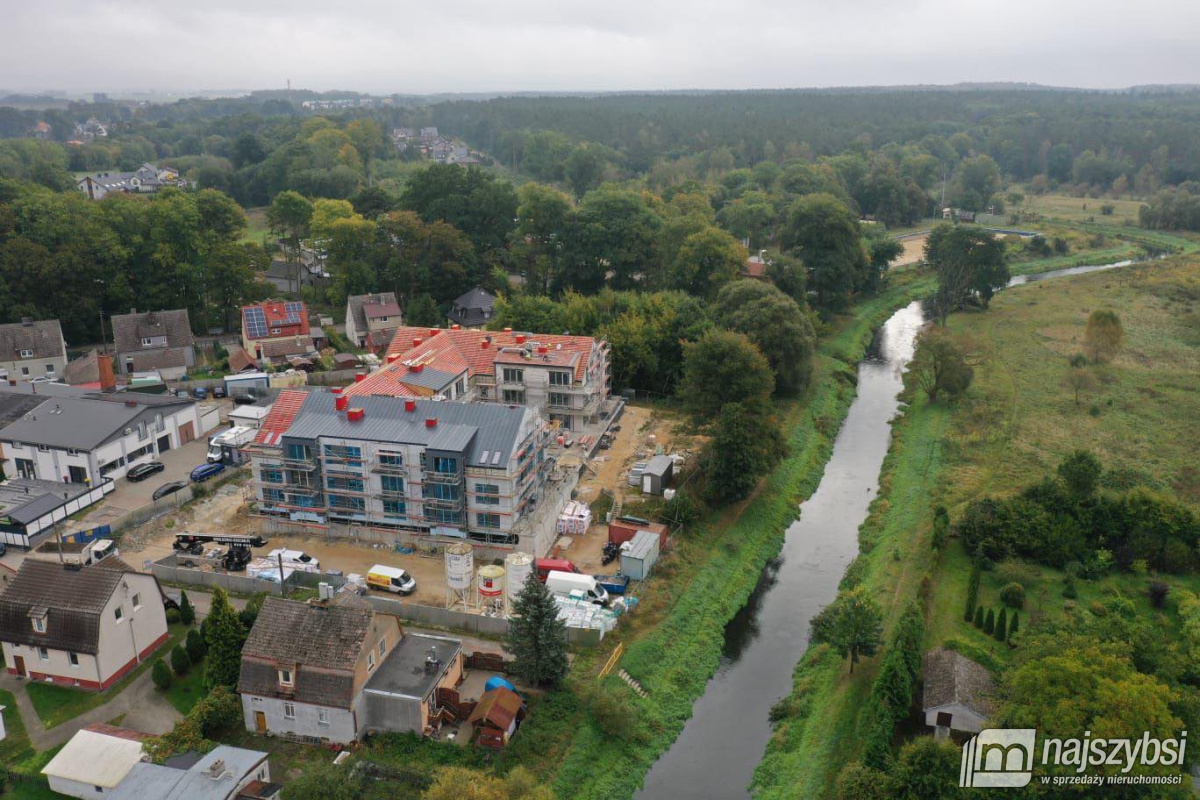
[[505, 573, 568, 687], [203, 587, 247, 691]]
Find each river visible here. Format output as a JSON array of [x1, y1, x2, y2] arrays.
[[634, 257, 1143, 800]]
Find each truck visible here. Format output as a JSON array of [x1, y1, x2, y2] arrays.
[[544, 570, 609, 606], [206, 425, 256, 464], [29, 537, 117, 566], [173, 532, 267, 572], [266, 548, 321, 572]]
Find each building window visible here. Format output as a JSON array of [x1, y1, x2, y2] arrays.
[[326, 475, 364, 492], [502, 390, 525, 404], [37, 444, 50, 453], [283, 702, 295, 719], [477, 494, 500, 505], [381, 474, 404, 494], [323, 444, 363, 464], [263, 488, 284, 502], [427, 508, 461, 525], [425, 483, 458, 501], [114, 606, 123, 622], [379, 638, 387, 657], [132, 593, 141, 609], [21, 366, 29, 376], [261, 466, 284, 484], [378, 452, 403, 469], [285, 443, 311, 462], [367, 651, 376, 671], [140, 337, 154, 346], [502, 367, 524, 384], [279, 669, 293, 686], [432, 456, 457, 474], [477, 512, 501, 529], [549, 392, 570, 408], [549, 371, 571, 386], [19, 348, 33, 358], [38, 647, 49, 661], [69, 652, 79, 667], [329, 494, 365, 511], [318, 708, 330, 726], [32, 617, 46, 633], [382, 499, 406, 517], [44, 364, 54, 374]]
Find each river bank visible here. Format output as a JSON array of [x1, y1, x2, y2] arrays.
[[751, 254, 1199, 798], [499, 271, 937, 800]]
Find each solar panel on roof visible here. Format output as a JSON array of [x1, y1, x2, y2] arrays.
[[244, 306, 268, 339], [284, 301, 305, 325]]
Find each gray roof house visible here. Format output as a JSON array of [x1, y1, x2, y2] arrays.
[[110, 309, 196, 378], [0, 319, 68, 382], [344, 292, 402, 351], [108, 745, 277, 800], [922, 647, 996, 736], [238, 597, 401, 745], [446, 287, 496, 328]]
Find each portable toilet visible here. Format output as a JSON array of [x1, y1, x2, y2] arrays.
[[620, 529, 661, 581]]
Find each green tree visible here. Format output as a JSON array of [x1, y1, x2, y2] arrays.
[[564, 185, 662, 291], [178, 591, 195, 626], [984, 608, 995, 635], [423, 766, 555, 800], [780, 193, 867, 311], [999, 582, 1026, 609], [888, 737, 961, 799], [565, 145, 607, 199], [152, 659, 172, 690], [668, 225, 746, 298], [1058, 449, 1103, 499], [835, 762, 889, 800], [924, 223, 1009, 323], [1009, 611, 1019, 639], [714, 280, 816, 394], [505, 573, 569, 687], [266, 190, 313, 293], [170, 644, 191, 675], [185, 628, 206, 663], [706, 402, 779, 505], [810, 586, 884, 673], [203, 587, 246, 691], [677, 329, 774, 419], [910, 326, 973, 402], [406, 293, 441, 327], [974, 606, 984, 628], [995, 608, 1008, 641], [511, 183, 573, 293], [1083, 309, 1124, 363]]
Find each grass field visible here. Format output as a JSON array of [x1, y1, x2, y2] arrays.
[[24, 624, 188, 729], [1017, 192, 1148, 225], [0, 689, 64, 799], [753, 255, 1200, 797], [240, 207, 272, 245], [162, 664, 206, 715]]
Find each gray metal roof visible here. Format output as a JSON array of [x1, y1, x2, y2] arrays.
[[108, 747, 268, 800], [364, 633, 461, 699], [284, 393, 532, 468], [0, 479, 94, 525], [395, 366, 457, 391], [0, 394, 189, 451], [624, 529, 660, 561], [643, 455, 674, 477]]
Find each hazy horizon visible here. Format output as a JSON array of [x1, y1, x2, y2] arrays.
[[3, 0, 1200, 96]]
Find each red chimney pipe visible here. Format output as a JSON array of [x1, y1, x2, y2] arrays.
[[97, 353, 116, 393], [387, 354, 401, 364], [504, 327, 512, 333], [412, 337, 423, 348], [348, 408, 365, 422], [354, 372, 366, 383], [451, 324, 461, 330], [425, 417, 438, 428], [428, 328, 438, 337], [335, 396, 348, 411], [331, 386, 343, 395], [515, 334, 526, 345], [404, 399, 416, 412], [480, 339, 489, 349], [537, 345, 548, 354], [411, 363, 424, 373]]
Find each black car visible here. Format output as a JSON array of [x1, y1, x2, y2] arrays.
[[127, 461, 166, 482], [212, 386, 227, 398], [152, 480, 188, 501]]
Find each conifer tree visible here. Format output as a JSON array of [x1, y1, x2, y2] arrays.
[[152, 658, 172, 690], [995, 608, 1008, 642], [179, 591, 195, 626], [203, 587, 247, 690], [505, 573, 569, 686], [974, 606, 984, 628], [1009, 611, 1020, 639], [984, 608, 995, 635]]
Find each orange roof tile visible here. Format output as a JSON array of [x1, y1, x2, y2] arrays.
[[254, 389, 309, 445]]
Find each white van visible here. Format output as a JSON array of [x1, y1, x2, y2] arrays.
[[266, 548, 320, 572], [367, 564, 417, 595], [545, 570, 609, 605]]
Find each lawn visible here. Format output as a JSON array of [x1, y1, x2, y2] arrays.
[[0, 689, 64, 799], [161, 664, 206, 715], [24, 624, 189, 729], [1016, 192, 1148, 226], [239, 207, 272, 245], [753, 255, 1200, 797]]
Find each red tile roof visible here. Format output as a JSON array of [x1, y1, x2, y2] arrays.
[[83, 723, 150, 742], [743, 257, 767, 279], [243, 301, 310, 341], [254, 389, 309, 445], [344, 326, 601, 399]]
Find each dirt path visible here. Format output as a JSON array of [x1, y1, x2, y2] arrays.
[[890, 235, 927, 268]]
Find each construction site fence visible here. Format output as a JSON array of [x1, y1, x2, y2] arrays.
[[145, 552, 347, 597]]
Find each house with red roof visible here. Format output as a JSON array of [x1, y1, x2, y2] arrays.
[[344, 326, 610, 434], [240, 301, 317, 364]]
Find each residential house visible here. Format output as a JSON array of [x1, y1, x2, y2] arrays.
[[74, 118, 109, 140], [445, 287, 496, 329], [41, 723, 148, 799], [344, 292, 403, 351], [344, 325, 610, 434], [110, 309, 196, 380], [76, 163, 185, 200], [31, 121, 52, 140], [245, 389, 554, 553], [0, 558, 169, 691], [240, 301, 315, 365], [742, 250, 770, 280], [0, 318, 68, 382], [108, 746, 277, 800], [922, 647, 995, 736], [0, 388, 208, 485], [359, 632, 462, 737], [238, 596, 401, 744]]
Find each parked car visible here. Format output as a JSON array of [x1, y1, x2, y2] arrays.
[[126, 461, 165, 482], [152, 480, 188, 500], [189, 462, 225, 482], [193, 387, 208, 400], [0, 541, 6, 557], [175, 389, 189, 399], [211, 386, 227, 398]]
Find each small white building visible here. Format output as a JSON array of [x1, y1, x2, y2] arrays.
[[922, 647, 995, 736], [42, 724, 148, 798]]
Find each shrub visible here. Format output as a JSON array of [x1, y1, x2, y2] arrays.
[[165, 608, 181, 624], [1149, 581, 1170, 609], [185, 628, 206, 662], [983, 609, 995, 635], [999, 582, 1026, 609], [179, 591, 195, 626], [995, 608, 1008, 642], [1063, 579, 1078, 599], [974, 607, 984, 628], [152, 659, 172, 690], [1009, 611, 1020, 639], [964, 565, 980, 622], [835, 762, 889, 800], [170, 644, 191, 675], [932, 505, 950, 550]]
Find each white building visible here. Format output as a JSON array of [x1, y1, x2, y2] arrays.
[[42, 724, 147, 798]]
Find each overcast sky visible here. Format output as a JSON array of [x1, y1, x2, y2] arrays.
[[3, 0, 1200, 95]]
